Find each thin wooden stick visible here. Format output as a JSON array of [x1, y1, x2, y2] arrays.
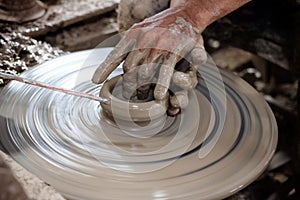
[[0, 72, 108, 104]]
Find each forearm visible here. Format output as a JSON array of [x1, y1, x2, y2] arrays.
[[170, 0, 251, 28]]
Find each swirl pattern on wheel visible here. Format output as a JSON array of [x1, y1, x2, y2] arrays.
[[0, 48, 277, 200]]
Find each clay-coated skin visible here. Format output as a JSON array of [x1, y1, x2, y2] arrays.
[[92, 0, 251, 115]]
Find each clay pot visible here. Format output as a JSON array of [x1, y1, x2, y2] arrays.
[[0, 0, 46, 23], [100, 75, 168, 122]]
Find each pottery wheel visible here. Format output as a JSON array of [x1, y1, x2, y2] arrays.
[[0, 48, 277, 200]]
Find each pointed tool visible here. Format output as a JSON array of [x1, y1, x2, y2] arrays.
[[0, 72, 108, 104]]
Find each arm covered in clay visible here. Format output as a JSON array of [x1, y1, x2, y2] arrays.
[[165, 0, 251, 114], [170, 0, 251, 28], [92, 0, 251, 115]]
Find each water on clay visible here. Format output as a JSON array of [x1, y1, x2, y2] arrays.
[[0, 48, 278, 200], [110, 80, 154, 102]]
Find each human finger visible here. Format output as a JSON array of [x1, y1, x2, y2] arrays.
[[189, 36, 206, 67], [172, 37, 205, 90], [172, 66, 198, 90], [170, 90, 189, 109], [154, 53, 179, 100], [190, 46, 207, 66], [167, 106, 181, 116], [92, 38, 135, 84], [122, 49, 146, 99], [136, 52, 162, 100]]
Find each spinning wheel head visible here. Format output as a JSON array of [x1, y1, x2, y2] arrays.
[[0, 48, 278, 200]]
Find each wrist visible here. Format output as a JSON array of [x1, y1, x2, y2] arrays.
[[170, 0, 184, 8], [172, 0, 251, 29]]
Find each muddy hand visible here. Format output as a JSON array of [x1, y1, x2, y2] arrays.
[[168, 44, 207, 116], [92, 5, 204, 107]]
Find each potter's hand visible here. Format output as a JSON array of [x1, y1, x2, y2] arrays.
[[92, 0, 251, 115], [167, 46, 207, 115], [92, 4, 206, 114]]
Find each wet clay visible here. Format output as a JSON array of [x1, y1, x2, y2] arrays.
[[92, 5, 204, 107], [100, 75, 168, 122]]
